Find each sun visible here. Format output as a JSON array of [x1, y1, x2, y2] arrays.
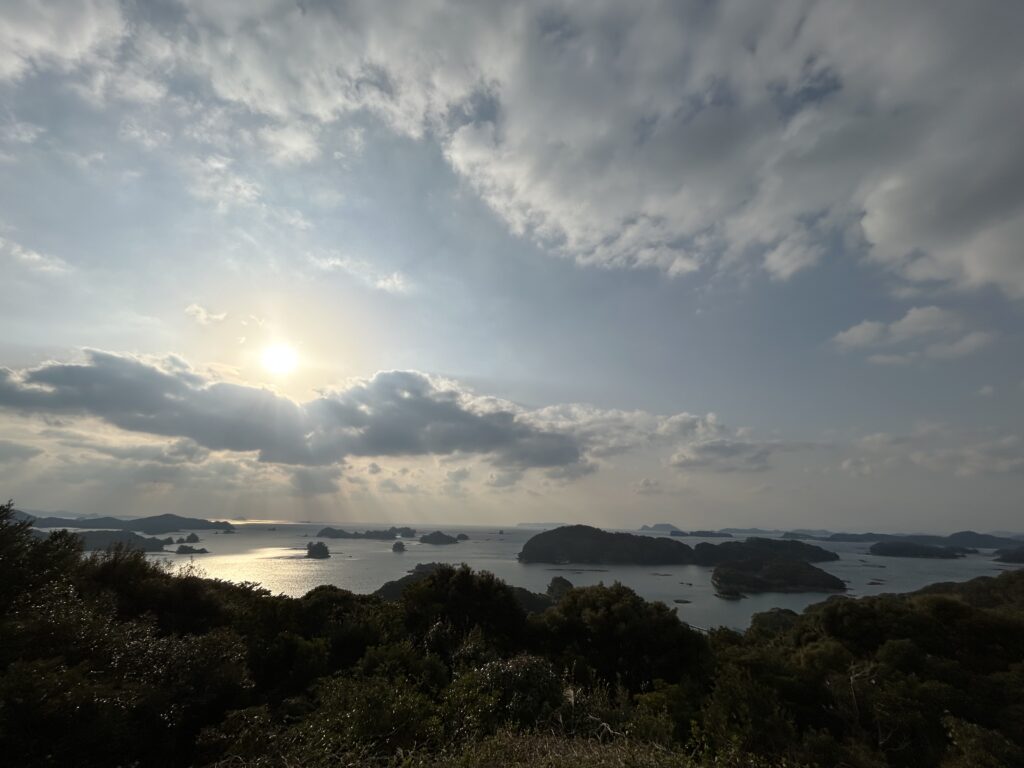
[[261, 343, 298, 376]]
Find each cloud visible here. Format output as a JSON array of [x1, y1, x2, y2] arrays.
[[834, 306, 993, 364], [184, 155, 262, 212], [670, 439, 777, 473], [0, 351, 590, 475], [308, 251, 413, 294], [633, 477, 663, 496], [185, 303, 228, 325], [290, 466, 341, 496], [0, 236, 70, 274], [133, 1, 1024, 295], [445, 467, 470, 483], [0, 0, 124, 81], [260, 122, 320, 165], [925, 331, 994, 361], [378, 477, 418, 494], [909, 436, 1024, 477], [0, 351, 792, 489], [3, 2, 1021, 296], [486, 469, 522, 489], [1, 120, 44, 144], [0, 439, 41, 463], [62, 436, 211, 465], [846, 428, 1024, 478]]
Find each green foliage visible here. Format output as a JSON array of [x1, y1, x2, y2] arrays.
[[534, 581, 711, 691], [443, 655, 563, 739], [2, 499, 1024, 767]]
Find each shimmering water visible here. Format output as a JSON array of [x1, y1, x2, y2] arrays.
[[117, 523, 1023, 630]]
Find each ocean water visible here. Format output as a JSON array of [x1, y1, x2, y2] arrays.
[[84, 522, 1022, 631]]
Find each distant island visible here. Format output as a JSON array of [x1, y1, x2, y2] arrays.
[[392, 541, 406, 553], [869, 541, 964, 559], [73, 530, 169, 552], [675, 530, 733, 538], [638, 523, 733, 538], [813, 530, 1020, 549], [712, 559, 846, 595], [305, 541, 330, 559], [517, 525, 838, 571], [996, 546, 1024, 563], [15, 510, 234, 535], [420, 530, 459, 545], [316, 526, 416, 540]]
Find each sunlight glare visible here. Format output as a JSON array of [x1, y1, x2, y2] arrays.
[[261, 343, 298, 376]]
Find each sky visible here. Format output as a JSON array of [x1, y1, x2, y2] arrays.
[[1, 0, 1022, 531]]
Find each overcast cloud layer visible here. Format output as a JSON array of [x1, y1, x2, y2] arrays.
[[0, 1, 1022, 529]]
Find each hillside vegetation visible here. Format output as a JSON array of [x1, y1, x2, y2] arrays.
[[2, 501, 1023, 767]]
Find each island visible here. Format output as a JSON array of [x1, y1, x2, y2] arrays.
[[640, 523, 682, 533], [419, 530, 459, 545], [15, 510, 234, 535], [456, 533, 469, 541], [693, 537, 839, 566], [669, 529, 733, 538], [995, 546, 1024, 563], [175, 544, 209, 555], [711, 559, 846, 595], [73, 530, 169, 552], [518, 525, 840, 566], [869, 541, 963, 559], [519, 525, 694, 564], [316, 526, 416, 540], [825, 530, 1020, 549], [392, 541, 406, 553], [305, 541, 330, 559], [175, 532, 201, 544]]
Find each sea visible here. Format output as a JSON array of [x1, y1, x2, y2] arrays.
[[84, 521, 1022, 632]]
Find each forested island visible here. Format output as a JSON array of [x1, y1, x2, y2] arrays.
[[420, 530, 459, 545], [711, 559, 846, 595], [3, 500, 1023, 767], [518, 525, 837, 568], [995, 546, 1024, 563], [869, 541, 965, 559], [305, 541, 330, 559], [316, 526, 416, 540], [14, 509, 234, 534]]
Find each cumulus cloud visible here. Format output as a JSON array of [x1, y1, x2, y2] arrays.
[[834, 306, 993, 364], [0, 351, 587, 473], [0, 351, 792, 486]]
